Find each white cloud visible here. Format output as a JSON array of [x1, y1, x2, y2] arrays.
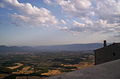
[[73, 20, 85, 27], [43, 0, 57, 5], [94, 0, 120, 24], [1, 0, 120, 37], [11, 13, 30, 22], [56, 0, 120, 25], [60, 19, 66, 24], [44, 0, 52, 4], [1, 0, 58, 27], [44, 0, 120, 36], [56, 0, 93, 18]]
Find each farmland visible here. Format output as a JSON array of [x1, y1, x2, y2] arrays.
[[0, 51, 94, 79]]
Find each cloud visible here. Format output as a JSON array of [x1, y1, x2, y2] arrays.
[[43, 0, 52, 4], [0, 0, 120, 37], [94, 0, 120, 25], [43, 0, 56, 5], [73, 20, 85, 27], [44, 0, 120, 36], [56, 0, 120, 23], [56, 0, 93, 18], [60, 19, 66, 24], [1, 0, 58, 27]]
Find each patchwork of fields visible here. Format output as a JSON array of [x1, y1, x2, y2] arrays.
[[0, 51, 94, 79]]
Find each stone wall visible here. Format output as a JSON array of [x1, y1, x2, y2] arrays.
[[95, 43, 120, 65]]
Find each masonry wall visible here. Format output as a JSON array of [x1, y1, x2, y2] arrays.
[[95, 44, 120, 65]]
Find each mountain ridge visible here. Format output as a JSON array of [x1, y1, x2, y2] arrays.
[[0, 43, 103, 52]]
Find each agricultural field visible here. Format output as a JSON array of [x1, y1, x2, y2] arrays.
[[0, 51, 94, 79]]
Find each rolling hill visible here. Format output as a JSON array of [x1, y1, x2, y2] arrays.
[[0, 43, 103, 52]]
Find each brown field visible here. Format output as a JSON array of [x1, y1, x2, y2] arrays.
[[7, 63, 23, 70], [62, 62, 94, 69], [41, 62, 94, 76], [12, 66, 34, 74], [41, 70, 61, 76]]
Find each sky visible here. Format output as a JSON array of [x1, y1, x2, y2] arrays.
[[0, 0, 120, 46]]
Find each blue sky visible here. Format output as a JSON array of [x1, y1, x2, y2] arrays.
[[0, 0, 120, 46]]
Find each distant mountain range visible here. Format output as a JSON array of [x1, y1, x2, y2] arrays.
[[0, 43, 103, 52]]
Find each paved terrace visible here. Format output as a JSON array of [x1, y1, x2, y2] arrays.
[[48, 59, 120, 79]]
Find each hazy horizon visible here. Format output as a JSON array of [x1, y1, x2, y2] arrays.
[[0, 42, 113, 47]]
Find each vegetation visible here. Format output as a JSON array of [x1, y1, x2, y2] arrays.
[[0, 51, 94, 79]]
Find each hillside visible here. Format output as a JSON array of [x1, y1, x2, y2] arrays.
[[0, 43, 103, 52], [48, 59, 120, 79]]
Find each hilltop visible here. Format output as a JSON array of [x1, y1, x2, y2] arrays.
[[0, 43, 103, 52]]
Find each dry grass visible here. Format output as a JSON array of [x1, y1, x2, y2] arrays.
[[41, 70, 61, 76], [7, 63, 23, 70], [62, 62, 94, 69], [41, 62, 94, 76], [12, 66, 34, 74]]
